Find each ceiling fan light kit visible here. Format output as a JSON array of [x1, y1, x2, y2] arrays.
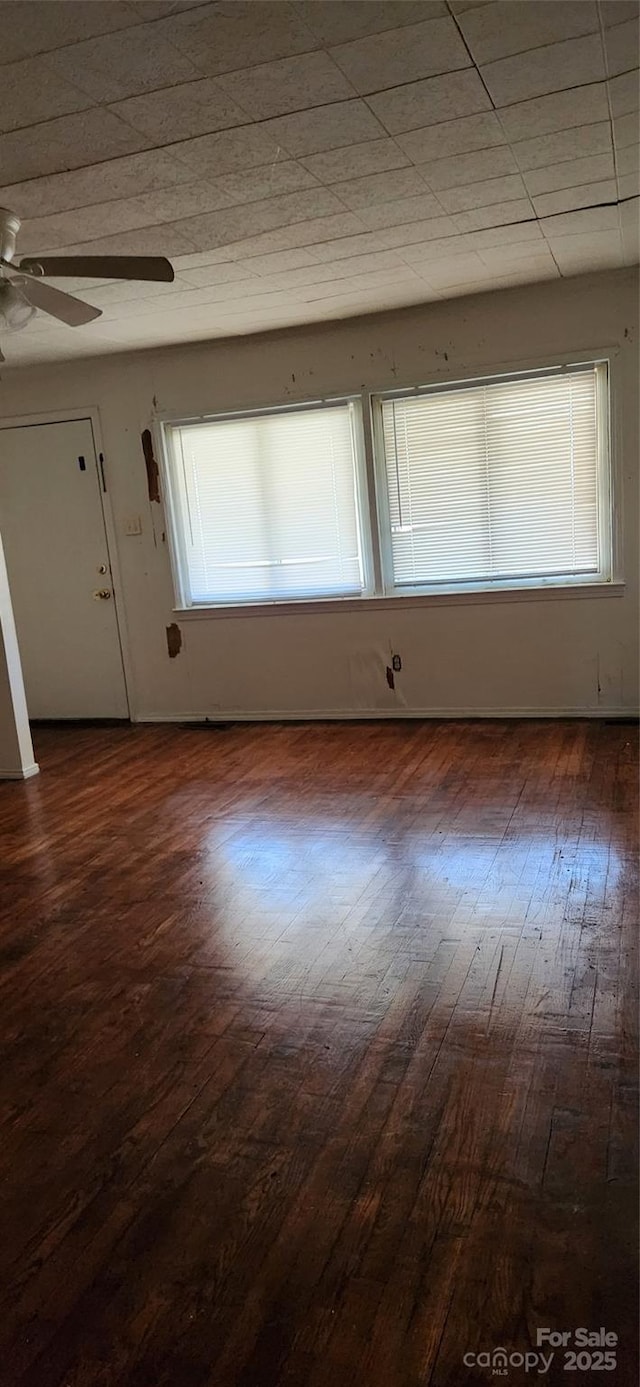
[[0, 280, 37, 333], [0, 207, 175, 347]]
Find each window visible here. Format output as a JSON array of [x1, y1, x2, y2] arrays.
[[164, 401, 368, 606], [161, 361, 612, 612], [376, 363, 609, 594]]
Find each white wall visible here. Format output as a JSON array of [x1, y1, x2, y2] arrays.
[[0, 533, 38, 777], [0, 267, 637, 721]]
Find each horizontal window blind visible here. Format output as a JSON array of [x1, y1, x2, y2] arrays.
[[167, 404, 365, 605], [380, 366, 602, 589]]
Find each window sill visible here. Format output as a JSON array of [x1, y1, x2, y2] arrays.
[[174, 580, 625, 620]]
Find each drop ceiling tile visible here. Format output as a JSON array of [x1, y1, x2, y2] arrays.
[[85, 276, 194, 306], [358, 199, 451, 231], [172, 246, 244, 268], [101, 278, 269, 317], [617, 141, 640, 172], [237, 262, 341, 290], [618, 169, 640, 196], [0, 1, 140, 65], [329, 167, 430, 209], [213, 161, 320, 206], [449, 1, 495, 11], [457, 1, 598, 64], [599, 2, 640, 26], [397, 112, 505, 164], [239, 247, 320, 275], [110, 78, 249, 144], [198, 212, 365, 260], [481, 34, 605, 106], [497, 83, 610, 142], [440, 264, 560, 294], [131, 2, 212, 16], [328, 16, 470, 93], [514, 122, 612, 171], [294, 1, 446, 45], [420, 144, 518, 190], [59, 224, 202, 256], [130, 181, 242, 222], [608, 69, 640, 117], [18, 198, 158, 255], [44, 23, 200, 104], [523, 151, 615, 194], [177, 260, 263, 286], [301, 139, 410, 182], [171, 127, 283, 177], [310, 230, 399, 260], [262, 100, 386, 157], [400, 234, 472, 261], [465, 220, 544, 247], [298, 248, 406, 277], [453, 198, 534, 231], [0, 109, 147, 183], [156, 2, 319, 76], [532, 179, 617, 216], [289, 228, 387, 260], [614, 112, 640, 147], [173, 187, 346, 251], [546, 229, 625, 268], [375, 216, 459, 247], [540, 203, 620, 238], [300, 266, 423, 300], [418, 251, 487, 286], [476, 239, 555, 264], [218, 53, 354, 120], [603, 17, 640, 76], [0, 56, 94, 134], [438, 173, 527, 212], [0, 150, 197, 219], [369, 69, 491, 133]]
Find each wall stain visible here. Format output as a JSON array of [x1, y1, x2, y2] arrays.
[[141, 429, 161, 503], [166, 623, 182, 659]]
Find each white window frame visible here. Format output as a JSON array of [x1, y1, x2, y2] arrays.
[[371, 360, 613, 599], [159, 395, 375, 611], [156, 357, 620, 618]]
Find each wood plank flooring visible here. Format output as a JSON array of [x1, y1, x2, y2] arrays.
[[0, 720, 637, 1387]]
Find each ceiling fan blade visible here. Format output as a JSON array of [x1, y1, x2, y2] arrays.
[[19, 276, 102, 326], [18, 255, 174, 283]]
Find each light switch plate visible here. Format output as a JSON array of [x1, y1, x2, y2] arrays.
[[124, 515, 143, 536]]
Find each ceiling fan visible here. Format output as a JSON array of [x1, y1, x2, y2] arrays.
[[0, 207, 174, 360]]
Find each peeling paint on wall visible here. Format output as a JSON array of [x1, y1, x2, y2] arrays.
[[166, 622, 182, 659], [349, 646, 407, 710], [141, 429, 160, 503]]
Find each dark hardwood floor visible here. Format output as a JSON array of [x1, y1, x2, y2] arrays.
[[0, 719, 637, 1387]]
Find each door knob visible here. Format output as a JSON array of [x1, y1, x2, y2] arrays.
[[93, 588, 112, 600]]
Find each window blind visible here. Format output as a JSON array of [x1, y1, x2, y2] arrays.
[[167, 403, 365, 605], [380, 366, 602, 589]]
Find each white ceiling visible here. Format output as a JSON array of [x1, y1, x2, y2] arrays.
[[0, 0, 638, 367]]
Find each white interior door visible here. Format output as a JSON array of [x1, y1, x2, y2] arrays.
[[0, 418, 128, 719]]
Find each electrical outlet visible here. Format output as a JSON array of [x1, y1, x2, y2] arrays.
[[124, 515, 143, 536], [392, 654, 402, 672]]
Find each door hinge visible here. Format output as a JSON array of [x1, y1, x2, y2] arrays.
[[98, 452, 107, 492]]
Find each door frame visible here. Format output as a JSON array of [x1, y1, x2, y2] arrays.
[[0, 405, 133, 719]]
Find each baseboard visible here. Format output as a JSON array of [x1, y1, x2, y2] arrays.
[[0, 762, 40, 780], [133, 707, 639, 724]]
